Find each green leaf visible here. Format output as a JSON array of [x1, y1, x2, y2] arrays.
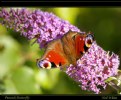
[[54, 8, 80, 24], [4, 79, 19, 94], [11, 66, 41, 94], [105, 77, 117, 83], [35, 69, 60, 90], [0, 35, 22, 79]]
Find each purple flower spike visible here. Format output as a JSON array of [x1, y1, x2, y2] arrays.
[[0, 8, 80, 48], [66, 41, 120, 94]]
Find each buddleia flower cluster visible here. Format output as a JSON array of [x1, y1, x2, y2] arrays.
[[0, 8, 80, 48], [0, 8, 120, 94]]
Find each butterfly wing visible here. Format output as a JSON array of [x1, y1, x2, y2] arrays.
[[61, 31, 78, 66], [37, 39, 69, 69], [37, 31, 94, 69], [61, 31, 94, 64]]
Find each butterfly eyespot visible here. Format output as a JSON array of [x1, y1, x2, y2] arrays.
[[43, 62, 49, 68], [37, 60, 52, 69], [85, 34, 94, 48]]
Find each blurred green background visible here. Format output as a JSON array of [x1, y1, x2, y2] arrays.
[[0, 7, 121, 94]]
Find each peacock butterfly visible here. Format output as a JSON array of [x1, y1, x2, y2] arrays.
[[37, 30, 94, 69]]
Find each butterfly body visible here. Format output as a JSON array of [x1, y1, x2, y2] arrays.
[[37, 31, 94, 69]]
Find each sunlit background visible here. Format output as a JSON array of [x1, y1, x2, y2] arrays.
[[0, 7, 121, 94]]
